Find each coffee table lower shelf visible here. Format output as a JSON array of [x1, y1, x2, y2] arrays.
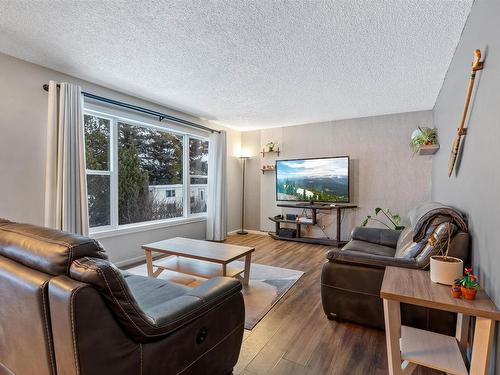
[[401, 325, 468, 375], [153, 256, 245, 279]]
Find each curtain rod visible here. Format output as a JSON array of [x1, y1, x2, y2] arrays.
[[42, 84, 220, 134]]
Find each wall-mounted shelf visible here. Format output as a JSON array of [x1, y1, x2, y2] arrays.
[[418, 144, 440, 155], [261, 168, 275, 174], [260, 148, 280, 157]]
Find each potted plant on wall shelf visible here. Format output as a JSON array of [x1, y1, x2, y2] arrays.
[[456, 268, 479, 300], [266, 142, 278, 152], [410, 126, 439, 155], [261, 142, 280, 156], [429, 225, 463, 285]]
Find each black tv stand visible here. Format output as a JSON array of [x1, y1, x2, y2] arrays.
[[268, 202, 357, 247], [299, 202, 332, 208]]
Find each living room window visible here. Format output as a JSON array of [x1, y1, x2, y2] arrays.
[[84, 111, 209, 234], [189, 137, 208, 214]]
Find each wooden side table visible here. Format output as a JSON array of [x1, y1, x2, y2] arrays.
[[381, 267, 500, 375]]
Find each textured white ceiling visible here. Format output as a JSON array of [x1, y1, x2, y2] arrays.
[[0, 1, 472, 131]]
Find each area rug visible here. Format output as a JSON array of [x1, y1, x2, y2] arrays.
[[126, 259, 304, 330]]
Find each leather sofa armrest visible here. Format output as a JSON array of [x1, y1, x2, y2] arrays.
[[351, 227, 402, 248], [326, 248, 421, 269], [70, 257, 243, 342], [145, 277, 242, 326]]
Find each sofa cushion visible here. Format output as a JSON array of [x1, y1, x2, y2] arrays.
[[416, 222, 457, 264], [341, 240, 396, 257], [394, 227, 423, 259], [350, 227, 401, 248], [0, 220, 107, 276], [122, 271, 189, 311], [395, 215, 454, 260]]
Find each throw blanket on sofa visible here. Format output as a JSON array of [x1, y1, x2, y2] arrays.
[[409, 202, 468, 243]]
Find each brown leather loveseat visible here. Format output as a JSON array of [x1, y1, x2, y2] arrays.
[[0, 219, 244, 375], [321, 202, 470, 334]]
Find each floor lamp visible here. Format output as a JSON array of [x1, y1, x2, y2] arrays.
[[237, 156, 249, 235]]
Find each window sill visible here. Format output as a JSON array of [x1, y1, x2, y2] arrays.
[[89, 215, 207, 239]]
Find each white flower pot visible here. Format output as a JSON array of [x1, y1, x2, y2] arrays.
[[430, 256, 463, 285]]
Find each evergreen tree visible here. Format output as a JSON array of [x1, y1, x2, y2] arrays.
[[84, 115, 111, 227], [118, 144, 151, 225], [84, 115, 109, 170]]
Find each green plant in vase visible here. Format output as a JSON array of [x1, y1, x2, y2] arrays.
[[409, 126, 438, 154], [361, 208, 405, 230]]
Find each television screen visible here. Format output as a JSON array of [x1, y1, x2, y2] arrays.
[[276, 156, 349, 203]]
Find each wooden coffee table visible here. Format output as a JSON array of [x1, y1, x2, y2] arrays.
[[141, 237, 255, 285]]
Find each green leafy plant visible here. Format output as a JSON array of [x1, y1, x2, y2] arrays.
[[266, 141, 278, 152], [362, 208, 405, 230], [455, 268, 479, 289], [409, 126, 438, 154]]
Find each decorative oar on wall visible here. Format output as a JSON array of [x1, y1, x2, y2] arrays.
[[447, 49, 485, 177]]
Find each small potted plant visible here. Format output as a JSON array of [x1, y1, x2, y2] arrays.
[[451, 280, 462, 298], [430, 225, 463, 285], [457, 268, 479, 300], [266, 141, 278, 152], [409, 126, 439, 155]]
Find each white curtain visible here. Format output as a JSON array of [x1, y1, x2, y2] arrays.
[[206, 130, 227, 241], [44, 81, 89, 235]]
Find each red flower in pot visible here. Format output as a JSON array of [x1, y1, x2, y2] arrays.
[[457, 269, 479, 300]]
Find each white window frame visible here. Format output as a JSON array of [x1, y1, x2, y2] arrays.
[[84, 108, 209, 238]]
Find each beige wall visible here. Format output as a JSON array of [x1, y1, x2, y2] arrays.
[[0, 52, 242, 264], [242, 111, 433, 241]]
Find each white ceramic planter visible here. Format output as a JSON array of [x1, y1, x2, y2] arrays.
[[430, 256, 463, 285]]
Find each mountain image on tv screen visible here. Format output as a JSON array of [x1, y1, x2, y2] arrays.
[[276, 157, 349, 202]]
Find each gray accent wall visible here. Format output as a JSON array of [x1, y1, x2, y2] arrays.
[[432, 1, 500, 372], [0, 52, 242, 264], [242, 111, 434, 239]]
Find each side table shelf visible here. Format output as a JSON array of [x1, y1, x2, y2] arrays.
[[400, 325, 468, 375], [381, 267, 500, 375]]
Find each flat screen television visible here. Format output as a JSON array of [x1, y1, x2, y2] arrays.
[[276, 156, 350, 203]]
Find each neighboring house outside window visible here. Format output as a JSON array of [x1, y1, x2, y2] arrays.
[[84, 110, 209, 234]]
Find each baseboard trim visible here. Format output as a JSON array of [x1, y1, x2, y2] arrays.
[[115, 230, 269, 267], [115, 253, 165, 268], [227, 229, 268, 236]]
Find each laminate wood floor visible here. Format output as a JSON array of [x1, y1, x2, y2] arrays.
[[226, 233, 442, 375]]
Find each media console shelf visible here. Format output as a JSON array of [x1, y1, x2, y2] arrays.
[[268, 203, 357, 247]]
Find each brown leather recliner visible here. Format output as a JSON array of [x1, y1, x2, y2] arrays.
[[321, 203, 470, 335], [0, 219, 244, 375]]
